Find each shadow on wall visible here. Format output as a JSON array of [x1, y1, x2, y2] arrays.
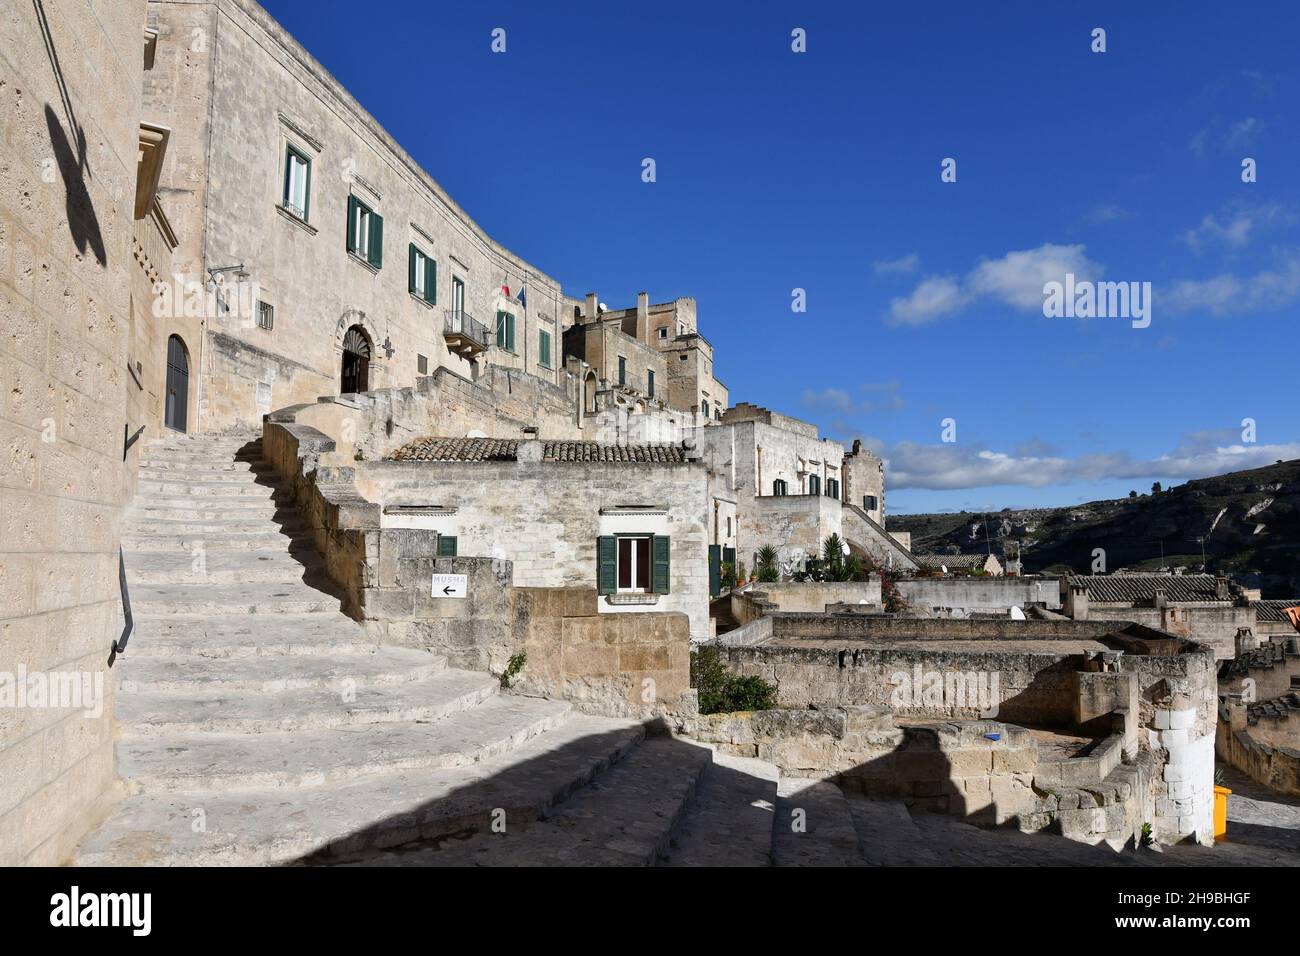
[[34, 0, 106, 267]]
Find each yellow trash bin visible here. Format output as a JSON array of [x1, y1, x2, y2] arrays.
[[1213, 785, 1231, 839]]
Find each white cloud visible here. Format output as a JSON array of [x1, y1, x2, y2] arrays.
[[1180, 203, 1291, 252], [802, 382, 904, 417], [1163, 248, 1300, 315], [884, 434, 1300, 491], [1086, 203, 1128, 224], [887, 275, 968, 326], [873, 253, 920, 275], [886, 243, 1103, 325]]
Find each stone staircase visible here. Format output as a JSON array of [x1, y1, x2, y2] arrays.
[[73, 433, 653, 866], [80, 431, 1211, 867]]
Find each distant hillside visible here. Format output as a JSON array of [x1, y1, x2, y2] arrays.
[[889, 459, 1300, 598]]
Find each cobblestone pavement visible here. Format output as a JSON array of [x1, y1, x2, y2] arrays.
[[848, 766, 1300, 867]]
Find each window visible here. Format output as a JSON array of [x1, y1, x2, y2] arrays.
[[725, 517, 731, 537], [809, 475, 821, 496], [408, 244, 436, 304], [451, 276, 465, 316], [495, 311, 516, 351], [657, 327, 668, 340], [864, 495, 878, 511], [827, 478, 840, 499], [437, 535, 457, 556], [597, 535, 670, 595], [539, 329, 552, 368], [701, 399, 710, 418], [616, 356, 627, 386], [283, 146, 310, 220], [773, 479, 788, 496], [256, 300, 274, 331], [647, 370, 654, 398], [417, 353, 428, 375], [346, 196, 383, 268], [714, 407, 722, 421]]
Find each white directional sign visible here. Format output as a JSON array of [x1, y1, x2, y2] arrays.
[[431, 573, 468, 599]]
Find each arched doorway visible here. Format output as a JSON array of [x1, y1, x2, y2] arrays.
[[584, 370, 597, 413], [341, 325, 371, 394], [164, 334, 189, 432]]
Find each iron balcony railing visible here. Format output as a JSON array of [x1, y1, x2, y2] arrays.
[[443, 310, 490, 350]]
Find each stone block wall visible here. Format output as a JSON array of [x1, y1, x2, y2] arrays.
[[0, 0, 150, 864], [355, 456, 711, 640], [1217, 702, 1300, 797], [745, 579, 883, 613], [895, 576, 1062, 613]]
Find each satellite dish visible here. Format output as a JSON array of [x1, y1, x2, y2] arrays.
[[1010, 606, 1026, 620]]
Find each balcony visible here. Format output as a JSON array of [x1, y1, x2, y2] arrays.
[[443, 310, 489, 358]]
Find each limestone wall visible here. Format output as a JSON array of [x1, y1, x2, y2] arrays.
[[0, 0, 150, 864], [1084, 603, 1252, 661], [1217, 703, 1300, 796], [896, 576, 1062, 612], [745, 580, 883, 613], [355, 456, 712, 640]]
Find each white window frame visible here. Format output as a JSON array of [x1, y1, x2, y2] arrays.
[[352, 204, 371, 257], [413, 248, 428, 298], [617, 535, 652, 594], [284, 148, 309, 219]]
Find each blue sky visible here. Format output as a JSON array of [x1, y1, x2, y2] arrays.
[[264, 0, 1300, 513]]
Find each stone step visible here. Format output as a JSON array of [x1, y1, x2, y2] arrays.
[[137, 460, 274, 475], [129, 502, 295, 519], [771, 778, 867, 866], [134, 480, 281, 498], [123, 530, 315, 552], [373, 737, 715, 867], [129, 580, 342, 615], [123, 518, 309, 538], [74, 715, 646, 866], [846, 793, 942, 865], [118, 647, 443, 694], [658, 750, 778, 867], [117, 666, 497, 735], [136, 443, 262, 459], [129, 613, 376, 658], [117, 695, 575, 793], [124, 548, 324, 585]]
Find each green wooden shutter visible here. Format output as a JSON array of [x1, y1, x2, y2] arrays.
[[369, 212, 384, 268], [437, 535, 457, 556], [426, 257, 437, 304], [539, 330, 550, 367], [496, 311, 506, 348], [346, 195, 358, 253], [302, 154, 311, 220], [651, 535, 670, 594], [282, 147, 293, 208], [708, 544, 721, 598], [597, 536, 617, 595], [507, 314, 515, 351], [408, 244, 418, 295]]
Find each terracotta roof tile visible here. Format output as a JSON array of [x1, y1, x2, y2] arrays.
[[1066, 574, 1225, 604], [390, 437, 691, 464]]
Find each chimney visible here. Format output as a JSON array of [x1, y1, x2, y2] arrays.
[[585, 292, 598, 323], [1215, 574, 1230, 600], [636, 291, 649, 343]]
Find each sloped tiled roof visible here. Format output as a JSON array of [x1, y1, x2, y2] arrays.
[[390, 437, 691, 464], [1067, 574, 1225, 604], [1247, 692, 1300, 725], [915, 553, 991, 570], [1253, 599, 1300, 624]]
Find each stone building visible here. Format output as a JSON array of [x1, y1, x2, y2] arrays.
[[1062, 573, 1254, 661], [140, 0, 572, 433], [374, 436, 712, 640], [0, 0, 177, 864]]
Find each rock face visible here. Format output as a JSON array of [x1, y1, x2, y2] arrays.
[[890, 459, 1300, 594]]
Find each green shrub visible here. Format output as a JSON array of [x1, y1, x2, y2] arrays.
[[500, 652, 527, 688], [691, 647, 777, 715]]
